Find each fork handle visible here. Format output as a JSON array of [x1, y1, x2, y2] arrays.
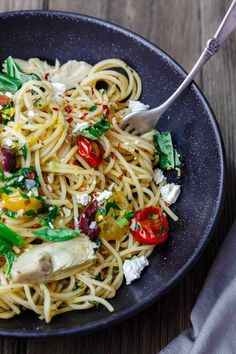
[[154, 0, 236, 115]]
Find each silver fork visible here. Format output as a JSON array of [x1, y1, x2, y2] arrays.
[[119, 0, 236, 135]]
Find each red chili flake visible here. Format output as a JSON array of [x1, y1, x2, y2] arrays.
[[102, 104, 108, 110], [28, 172, 35, 180], [91, 87, 94, 95], [67, 117, 73, 123], [69, 225, 75, 230], [2, 208, 6, 213], [135, 149, 140, 154], [119, 173, 124, 181], [24, 201, 30, 206], [44, 73, 49, 81], [31, 224, 41, 229], [100, 202, 105, 207], [64, 104, 73, 113], [111, 152, 115, 160], [80, 113, 88, 120], [105, 109, 110, 117], [71, 159, 79, 166], [52, 107, 59, 111]]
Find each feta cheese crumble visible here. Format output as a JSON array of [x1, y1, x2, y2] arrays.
[[52, 82, 66, 98], [153, 168, 165, 185], [123, 256, 149, 285], [128, 100, 150, 113], [93, 190, 112, 203], [89, 221, 97, 229], [160, 183, 181, 204], [76, 193, 92, 206], [72, 121, 90, 135]]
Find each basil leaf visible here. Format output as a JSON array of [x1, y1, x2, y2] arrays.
[[0, 73, 21, 93], [0, 222, 24, 246], [153, 131, 181, 170], [25, 209, 37, 217], [78, 116, 110, 140], [117, 217, 129, 228], [98, 201, 121, 216], [0, 238, 13, 255], [3, 249, 15, 278], [124, 211, 135, 219], [33, 227, 80, 242], [21, 144, 27, 160], [89, 105, 97, 112], [5, 56, 39, 85], [0, 208, 18, 219], [0, 168, 4, 182], [0, 167, 39, 194], [40, 206, 60, 228]]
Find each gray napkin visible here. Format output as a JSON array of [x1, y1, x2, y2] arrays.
[[160, 221, 236, 354]]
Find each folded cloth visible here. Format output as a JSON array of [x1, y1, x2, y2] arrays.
[[160, 221, 236, 354]]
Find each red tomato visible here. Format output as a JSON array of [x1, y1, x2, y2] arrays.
[[0, 95, 10, 106], [77, 136, 104, 168], [130, 206, 169, 245]]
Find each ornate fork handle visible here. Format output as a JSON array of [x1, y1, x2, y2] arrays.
[[155, 0, 236, 114]]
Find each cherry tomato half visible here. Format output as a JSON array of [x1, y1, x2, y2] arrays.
[[0, 95, 10, 106], [77, 136, 104, 168], [130, 206, 169, 245]]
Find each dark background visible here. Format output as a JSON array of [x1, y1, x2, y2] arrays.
[[0, 0, 235, 353]]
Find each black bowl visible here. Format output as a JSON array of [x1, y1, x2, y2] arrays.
[[0, 11, 225, 338]]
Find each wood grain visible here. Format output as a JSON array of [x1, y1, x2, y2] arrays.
[[0, 0, 235, 353], [0, 0, 44, 11]]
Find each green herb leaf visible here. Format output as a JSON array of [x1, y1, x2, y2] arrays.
[[0, 222, 24, 246], [40, 206, 60, 228], [0, 167, 39, 195], [98, 201, 121, 216], [124, 211, 135, 219], [33, 227, 80, 242], [5, 56, 40, 87], [88, 105, 97, 112], [94, 272, 102, 281], [153, 131, 181, 170], [21, 144, 27, 160], [0, 168, 4, 182], [0, 238, 13, 255], [116, 217, 129, 228], [3, 249, 15, 278], [0, 208, 18, 219], [88, 300, 100, 308], [25, 209, 38, 217], [0, 73, 21, 93], [76, 116, 110, 140]]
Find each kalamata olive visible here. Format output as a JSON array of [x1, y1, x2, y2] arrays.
[[1, 147, 16, 172], [79, 200, 100, 239]]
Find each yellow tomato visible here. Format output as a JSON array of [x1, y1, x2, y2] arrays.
[[2, 188, 42, 213], [96, 192, 131, 241]]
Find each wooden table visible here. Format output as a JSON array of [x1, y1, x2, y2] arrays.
[[0, 0, 235, 353]]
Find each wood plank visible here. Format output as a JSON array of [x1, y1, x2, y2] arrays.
[[49, 0, 109, 19], [0, 0, 44, 11]]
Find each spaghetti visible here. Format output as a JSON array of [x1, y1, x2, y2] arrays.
[[0, 58, 179, 322]]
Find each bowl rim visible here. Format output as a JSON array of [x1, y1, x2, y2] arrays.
[[0, 9, 226, 338]]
